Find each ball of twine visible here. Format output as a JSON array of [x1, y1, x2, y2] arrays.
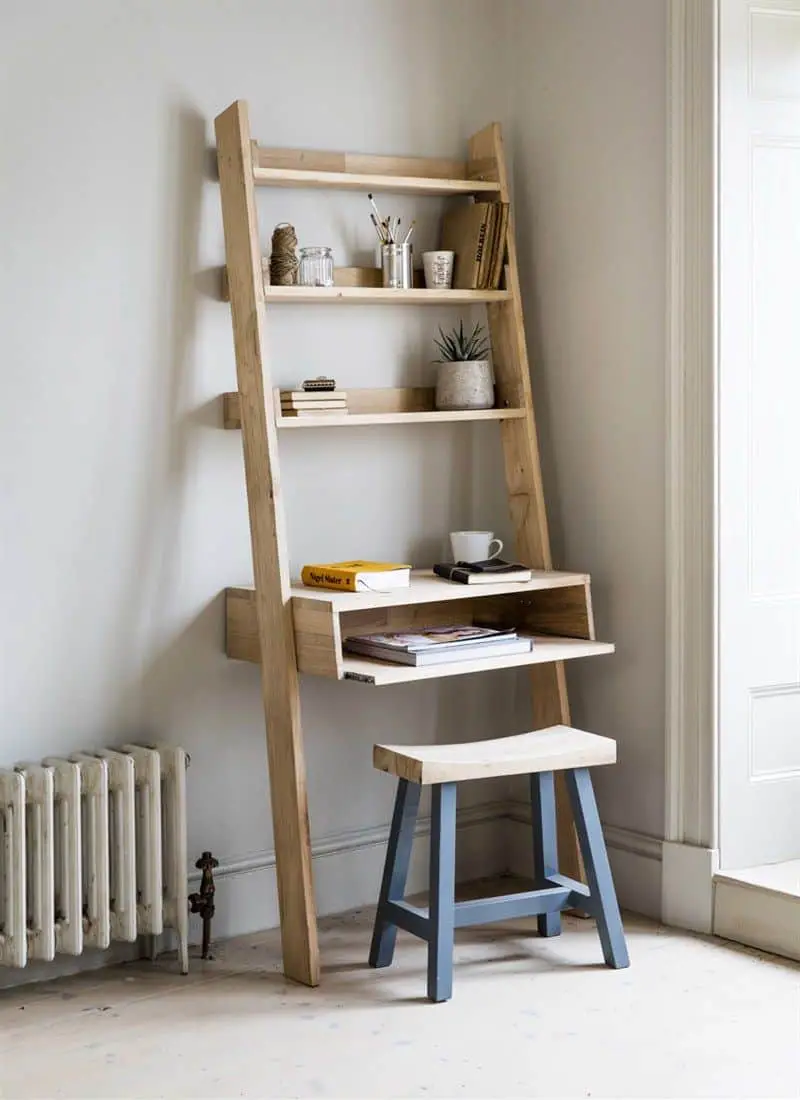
[[270, 222, 299, 286]]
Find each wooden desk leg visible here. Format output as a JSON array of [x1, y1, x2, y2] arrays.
[[216, 99, 319, 986]]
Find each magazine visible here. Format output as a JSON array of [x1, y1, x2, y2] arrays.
[[344, 624, 518, 654]]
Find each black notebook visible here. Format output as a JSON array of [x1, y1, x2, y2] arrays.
[[433, 559, 533, 585]]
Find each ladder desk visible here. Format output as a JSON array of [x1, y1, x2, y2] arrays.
[[215, 99, 614, 987]]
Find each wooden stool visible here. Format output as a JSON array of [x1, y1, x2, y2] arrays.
[[368, 725, 629, 1002]]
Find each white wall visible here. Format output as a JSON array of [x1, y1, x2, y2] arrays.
[[0, 0, 669, 965], [504, 0, 667, 869], [0, 0, 515, 949]]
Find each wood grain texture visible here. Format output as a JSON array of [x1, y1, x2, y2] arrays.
[[215, 100, 319, 987], [222, 265, 428, 300], [226, 586, 613, 682], [260, 285, 511, 305], [290, 569, 591, 611], [333, 266, 382, 288], [225, 586, 261, 663], [515, 582, 594, 640], [254, 144, 469, 179], [251, 144, 502, 194], [292, 600, 343, 678], [468, 122, 578, 878], [227, 571, 591, 614], [374, 727, 617, 785], [342, 638, 613, 687]]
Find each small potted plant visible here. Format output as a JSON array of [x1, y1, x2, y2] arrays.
[[433, 321, 494, 410]]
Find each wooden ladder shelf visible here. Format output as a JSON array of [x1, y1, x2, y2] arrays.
[[215, 100, 613, 987]]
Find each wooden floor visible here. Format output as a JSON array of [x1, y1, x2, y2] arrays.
[[1, 893, 798, 1098]]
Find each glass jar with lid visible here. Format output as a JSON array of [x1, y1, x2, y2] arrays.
[[297, 246, 334, 287]]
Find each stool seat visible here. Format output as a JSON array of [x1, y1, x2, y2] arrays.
[[374, 725, 616, 785]]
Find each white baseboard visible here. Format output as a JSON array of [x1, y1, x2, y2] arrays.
[[713, 873, 800, 961], [504, 800, 663, 920], [1, 800, 666, 989], [190, 799, 506, 941], [662, 839, 719, 933]]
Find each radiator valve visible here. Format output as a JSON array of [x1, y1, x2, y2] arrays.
[[188, 850, 218, 960]]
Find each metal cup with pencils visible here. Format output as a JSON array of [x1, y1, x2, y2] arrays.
[[368, 193, 415, 289]]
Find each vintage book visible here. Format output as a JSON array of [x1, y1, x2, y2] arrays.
[[280, 399, 348, 409], [344, 636, 532, 667], [433, 560, 532, 585], [280, 390, 348, 402], [487, 202, 510, 290], [440, 201, 494, 289], [476, 204, 499, 290], [300, 561, 411, 592]]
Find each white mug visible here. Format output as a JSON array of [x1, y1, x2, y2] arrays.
[[423, 250, 455, 289], [450, 530, 503, 563]]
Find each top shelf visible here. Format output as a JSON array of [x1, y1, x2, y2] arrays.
[[251, 144, 501, 196], [253, 166, 501, 196]]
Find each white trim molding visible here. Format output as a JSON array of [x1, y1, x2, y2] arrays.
[[714, 870, 800, 962], [206, 800, 666, 941], [202, 799, 506, 941], [662, 839, 720, 933], [664, 0, 720, 929]]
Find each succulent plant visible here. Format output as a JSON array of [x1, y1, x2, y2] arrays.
[[433, 320, 490, 362]]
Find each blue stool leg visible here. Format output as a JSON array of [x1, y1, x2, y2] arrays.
[[565, 767, 630, 969], [369, 778, 421, 969], [427, 782, 457, 1003], [530, 770, 561, 937]]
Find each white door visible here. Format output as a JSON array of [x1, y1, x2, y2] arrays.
[[720, 0, 800, 868]]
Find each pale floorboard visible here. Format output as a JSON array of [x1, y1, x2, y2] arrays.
[[1, 888, 798, 1099]]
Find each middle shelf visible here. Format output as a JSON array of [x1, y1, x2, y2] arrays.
[[225, 570, 614, 686], [222, 388, 527, 430]]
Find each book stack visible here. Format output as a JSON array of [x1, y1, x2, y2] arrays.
[[343, 624, 532, 667], [280, 390, 348, 418], [440, 200, 510, 290]]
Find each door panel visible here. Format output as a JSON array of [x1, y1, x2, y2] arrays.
[[720, 0, 800, 867]]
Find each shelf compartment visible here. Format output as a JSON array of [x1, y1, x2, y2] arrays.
[[251, 144, 501, 196], [220, 264, 434, 301], [222, 389, 527, 430], [339, 637, 614, 686], [225, 570, 612, 684], [260, 285, 511, 305]]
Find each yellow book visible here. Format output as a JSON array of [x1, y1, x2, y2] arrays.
[[301, 560, 411, 592]]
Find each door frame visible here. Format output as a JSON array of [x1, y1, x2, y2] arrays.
[[663, 0, 720, 933]]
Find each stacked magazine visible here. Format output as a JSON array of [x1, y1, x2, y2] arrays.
[[343, 624, 533, 667]]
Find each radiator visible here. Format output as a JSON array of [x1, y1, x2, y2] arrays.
[[0, 745, 188, 974]]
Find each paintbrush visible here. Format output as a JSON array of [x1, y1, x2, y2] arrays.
[[370, 212, 387, 244]]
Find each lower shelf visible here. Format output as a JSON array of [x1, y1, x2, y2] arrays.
[[340, 636, 614, 686]]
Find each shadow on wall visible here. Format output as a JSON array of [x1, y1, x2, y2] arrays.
[[114, 101, 207, 733]]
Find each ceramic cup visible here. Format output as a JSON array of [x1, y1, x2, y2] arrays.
[[450, 530, 503, 563], [423, 250, 455, 289]]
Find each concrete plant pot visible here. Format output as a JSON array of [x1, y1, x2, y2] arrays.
[[435, 360, 494, 410]]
